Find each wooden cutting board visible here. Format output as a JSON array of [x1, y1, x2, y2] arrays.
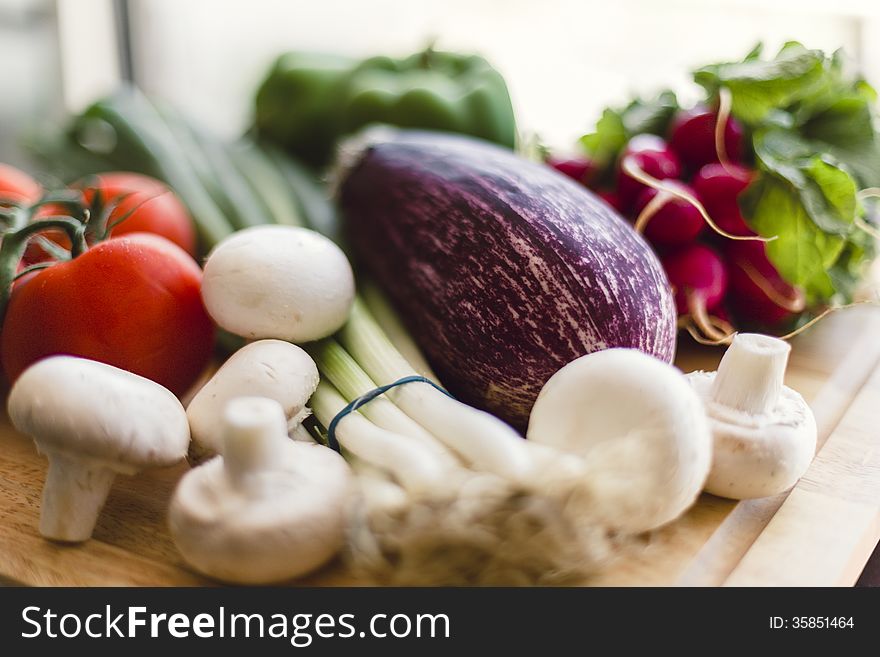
[[2, 307, 879, 587]]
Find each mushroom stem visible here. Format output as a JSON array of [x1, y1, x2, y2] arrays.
[[223, 397, 287, 486], [40, 452, 117, 542], [710, 333, 790, 415]]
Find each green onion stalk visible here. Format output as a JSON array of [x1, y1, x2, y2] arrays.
[[307, 294, 614, 585]]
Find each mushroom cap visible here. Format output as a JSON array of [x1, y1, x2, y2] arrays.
[[688, 371, 817, 499], [201, 225, 355, 343], [527, 348, 712, 533], [186, 340, 319, 460], [8, 356, 190, 471], [169, 438, 352, 584]]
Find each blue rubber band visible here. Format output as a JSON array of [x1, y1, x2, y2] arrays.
[[326, 375, 454, 453]]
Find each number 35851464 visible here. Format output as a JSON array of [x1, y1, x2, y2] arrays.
[[770, 617, 854, 629]]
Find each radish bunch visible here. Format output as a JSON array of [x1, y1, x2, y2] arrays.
[[549, 105, 802, 337]]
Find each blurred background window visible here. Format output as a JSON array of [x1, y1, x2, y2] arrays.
[[0, 0, 62, 166], [3, 0, 880, 156]]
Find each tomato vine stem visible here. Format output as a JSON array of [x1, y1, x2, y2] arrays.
[[0, 217, 88, 328]]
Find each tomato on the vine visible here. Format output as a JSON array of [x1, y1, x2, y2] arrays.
[[25, 172, 197, 264], [2, 233, 214, 396], [80, 173, 197, 256], [0, 164, 41, 206]]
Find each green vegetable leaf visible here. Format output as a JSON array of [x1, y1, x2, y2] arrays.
[[694, 42, 825, 124], [743, 43, 764, 61], [798, 94, 880, 186], [579, 108, 626, 167], [799, 96, 874, 147], [753, 128, 857, 234], [742, 177, 845, 302], [828, 227, 876, 302], [619, 90, 679, 137], [579, 90, 679, 167], [805, 157, 857, 225]]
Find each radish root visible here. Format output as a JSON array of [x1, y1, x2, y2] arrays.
[[685, 289, 735, 343], [686, 300, 880, 346], [622, 157, 773, 243], [776, 300, 880, 340], [633, 190, 671, 234], [736, 258, 806, 314], [714, 87, 736, 174], [685, 322, 736, 346]]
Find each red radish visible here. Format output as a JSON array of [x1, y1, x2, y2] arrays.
[[693, 163, 754, 236], [709, 208, 753, 237], [668, 106, 744, 169], [725, 240, 804, 326], [620, 156, 768, 243], [633, 182, 704, 246], [713, 304, 732, 323], [692, 163, 752, 210], [662, 244, 729, 340], [616, 135, 681, 209], [596, 189, 624, 213], [662, 244, 728, 314], [624, 134, 667, 154], [546, 155, 597, 187]]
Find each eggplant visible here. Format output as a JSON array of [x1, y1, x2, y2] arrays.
[[339, 130, 676, 430]]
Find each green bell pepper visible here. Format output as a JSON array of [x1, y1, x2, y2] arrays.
[[255, 48, 517, 166]]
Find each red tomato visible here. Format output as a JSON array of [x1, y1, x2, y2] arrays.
[[2, 233, 214, 396], [25, 173, 197, 264], [0, 164, 41, 206], [80, 173, 197, 256]]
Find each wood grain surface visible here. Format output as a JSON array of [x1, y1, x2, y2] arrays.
[[1, 307, 879, 587]]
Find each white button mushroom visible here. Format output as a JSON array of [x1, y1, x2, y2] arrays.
[[527, 349, 712, 534], [185, 339, 319, 461], [169, 396, 352, 584], [7, 356, 190, 542], [201, 225, 355, 343], [686, 333, 817, 500]]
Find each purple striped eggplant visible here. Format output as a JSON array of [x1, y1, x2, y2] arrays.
[[339, 130, 676, 430]]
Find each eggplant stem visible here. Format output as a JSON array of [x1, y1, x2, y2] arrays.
[[736, 258, 806, 314], [621, 157, 774, 243]]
